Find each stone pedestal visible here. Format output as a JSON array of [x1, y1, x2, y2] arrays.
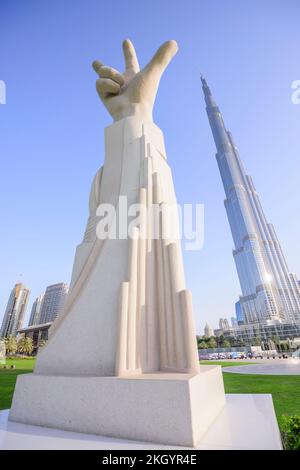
[[32, 117, 200, 378], [9, 365, 225, 448]]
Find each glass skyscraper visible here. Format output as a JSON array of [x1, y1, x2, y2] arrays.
[[0, 283, 30, 338], [28, 293, 44, 326], [201, 77, 300, 325], [39, 283, 68, 324], [235, 301, 244, 325]]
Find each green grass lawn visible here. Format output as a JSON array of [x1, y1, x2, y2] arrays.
[[1, 358, 36, 370], [0, 358, 35, 410], [1, 358, 299, 432], [200, 360, 254, 367], [223, 373, 300, 428], [200, 360, 300, 427]]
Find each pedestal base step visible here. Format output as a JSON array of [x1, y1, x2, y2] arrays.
[[1, 394, 282, 450], [9, 365, 225, 447]]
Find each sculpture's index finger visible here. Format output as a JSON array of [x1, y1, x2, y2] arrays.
[[122, 39, 140, 73]]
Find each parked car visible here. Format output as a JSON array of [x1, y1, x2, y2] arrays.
[[199, 354, 210, 360]]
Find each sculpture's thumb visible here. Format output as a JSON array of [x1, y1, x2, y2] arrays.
[[144, 40, 178, 77]]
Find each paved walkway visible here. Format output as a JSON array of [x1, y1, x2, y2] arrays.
[[223, 360, 300, 375]]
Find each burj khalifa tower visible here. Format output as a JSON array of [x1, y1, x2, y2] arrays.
[[201, 77, 300, 325]]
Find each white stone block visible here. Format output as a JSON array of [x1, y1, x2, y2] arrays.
[[9, 365, 225, 448]]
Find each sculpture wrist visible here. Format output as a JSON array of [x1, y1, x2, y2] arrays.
[[112, 102, 153, 122]]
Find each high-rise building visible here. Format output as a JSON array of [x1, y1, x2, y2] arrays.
[[0, 283, 30, 338], [219, 318, 230, 331], [28, 293, 44, 326], [201, 76, 300, 325], [39, 283, 68, 324], [235, 300, 244, 325], [231, 316, 238, 328], [204, 323, 214, 337]]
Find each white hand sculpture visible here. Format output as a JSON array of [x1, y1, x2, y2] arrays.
[[92, 39, 178, 122]]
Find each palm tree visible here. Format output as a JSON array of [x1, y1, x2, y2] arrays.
[[271, 335, 280, 352], [4, 336, 17, 356], [252, 336, 262, 347], [17, 337, 33, 356]]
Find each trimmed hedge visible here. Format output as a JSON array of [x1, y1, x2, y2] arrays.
[[281, 415, 300, 450]]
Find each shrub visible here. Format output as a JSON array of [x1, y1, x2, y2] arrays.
[[281, 415, 300, 450]]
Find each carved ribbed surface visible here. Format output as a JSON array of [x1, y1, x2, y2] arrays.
[[115, 134, 199, 376], [34, 117, 200, 378]]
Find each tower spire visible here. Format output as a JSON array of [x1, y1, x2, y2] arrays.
[[200, 74, 218, 109], [201, 76, 233, 155]]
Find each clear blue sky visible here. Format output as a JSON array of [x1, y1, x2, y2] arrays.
[[0, 0, 299, 334]]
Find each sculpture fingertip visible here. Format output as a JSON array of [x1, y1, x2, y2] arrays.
[[92, 60, 102, 73], [123, 38, 132, 48], [167, 40, 179, 54]]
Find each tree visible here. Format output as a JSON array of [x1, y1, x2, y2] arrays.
[[271, 335, 280, 351], [223, 340, 231, 348], [198, 341, 207, 349], [207, 338, 217, 349], [4, 336, 17, 356], [252, 337, 262, 346], [17, 337, 33, 356]]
